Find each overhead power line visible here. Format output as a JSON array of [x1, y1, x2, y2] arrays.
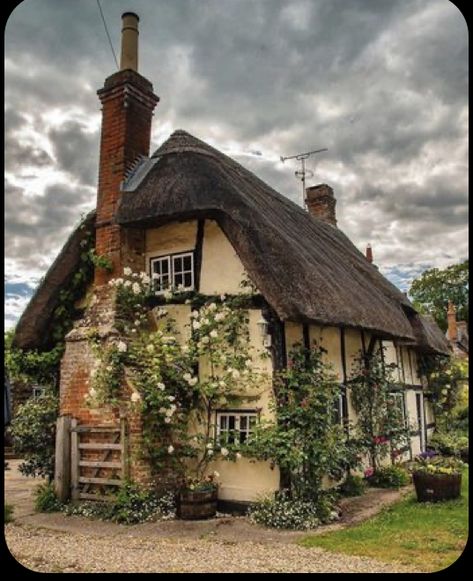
[[96, 0, 119, 70]]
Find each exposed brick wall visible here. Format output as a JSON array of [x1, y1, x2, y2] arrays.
[[305, 184, 337, 226], [94, 69, 158, 285]]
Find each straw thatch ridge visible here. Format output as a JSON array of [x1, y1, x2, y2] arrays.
[[405, 312, 451, 355], [117, 130, 416, 340], [12, 211, 96, 350]]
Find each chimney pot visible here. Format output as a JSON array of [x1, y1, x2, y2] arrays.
[[120, 12, 139, 71], [366, 243, 373, 263], [305, 184, 337, 226]]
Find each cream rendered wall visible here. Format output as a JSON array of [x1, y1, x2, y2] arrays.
[[200, 220, 247, 295], [206, 309, 280, 502], [145, 220, 197, 262], [310, 325, 343, 382]]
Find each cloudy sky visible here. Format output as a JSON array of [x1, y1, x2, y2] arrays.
[[5, 0, 468, 330]]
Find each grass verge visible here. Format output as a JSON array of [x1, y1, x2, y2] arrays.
[[300, 469, 468, 572]]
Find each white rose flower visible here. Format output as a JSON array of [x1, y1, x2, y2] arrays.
[[210, 330, 218, 338], [189, 377, 198, 386], [146, 344, 154, 353], [220, 447, 229, 457], [191, 310, 199, 318], [164, 417, 172, 424], [123, 267, 132, 276], [123, 280, 131, 287], [201, 336, 210, 344], [220, 294, 226, 301], [132, 282, 141, 295], [208, 303, 217, 311], [213, 471, 220, 478], [163, 289, 173, 299], [167, 445, 174, 454], [232, 369, 240, 379], [131, 392, 141, 403], [219, 380, 226, 388], [89, 387, 97, 397], [165, 409, 173, 417], [159, 407, 167, 414], [192, 321, 201, 330], [215, 312, 225, 321], [236, 452, 242, 460], [117, 341, 127, 353], [202, 318, 210, 326], [206, 442, 214, 449], [114, 278, 124, 286], [168, 395, 175, 401], [183, 373, 192, 382], [207, 449, 214, 456], [245, 359, 252, 368], [140, 272, 150, 283]]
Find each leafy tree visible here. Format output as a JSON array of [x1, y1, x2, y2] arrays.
[[408, 260, 468, 332], [9, 389, 59, 480]]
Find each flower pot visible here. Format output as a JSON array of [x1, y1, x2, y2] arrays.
[[413, 471, 462, 502], [176, 486, 218, 520]]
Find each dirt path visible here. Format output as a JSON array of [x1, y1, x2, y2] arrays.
[[4, 461, 415, 573]]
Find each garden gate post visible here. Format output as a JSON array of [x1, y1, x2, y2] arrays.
[[54, 415, 71, 503], [70, 418, 80, 501]]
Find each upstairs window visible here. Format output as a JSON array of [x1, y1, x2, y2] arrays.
[[216, 410, 258, 445], [150, 252, 194, 294]]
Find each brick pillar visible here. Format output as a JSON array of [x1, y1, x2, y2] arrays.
[[95, 69, 159, 285], [305, 184, 337, 226]]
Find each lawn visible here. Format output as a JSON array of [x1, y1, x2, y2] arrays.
[[300, 469, 468, 572]]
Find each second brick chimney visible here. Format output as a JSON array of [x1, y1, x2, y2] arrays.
[[305, 184, 337, 226], [447, 300, 458, 342], [94, 12, 159, 285]]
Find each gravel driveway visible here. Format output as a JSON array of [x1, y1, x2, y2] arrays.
[[5, 524, 414, 573]]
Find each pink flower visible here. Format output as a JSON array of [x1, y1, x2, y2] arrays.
[[364, 467, 374, 478]]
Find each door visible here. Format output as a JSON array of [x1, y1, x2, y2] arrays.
[[416, 393, 426, 452]]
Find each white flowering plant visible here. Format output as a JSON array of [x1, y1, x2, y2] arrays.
[[89, 268, 268, 490]]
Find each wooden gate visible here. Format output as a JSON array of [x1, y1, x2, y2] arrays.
[[70, 418, 129, 502]]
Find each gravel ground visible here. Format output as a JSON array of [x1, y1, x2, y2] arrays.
[[5, 523, 414, 573]]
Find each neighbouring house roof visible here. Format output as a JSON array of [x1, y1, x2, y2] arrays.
[[13, 130, 450, 355], [12, 211, 96, 350]]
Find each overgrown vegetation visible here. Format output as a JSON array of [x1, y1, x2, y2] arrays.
[[349, 350, 410, 471], [249, 490, 339, 531], [366, 465, 410, 489], [338, 473, 367, 497], [63, 482, 176, 524], [301, 468, 469, 572], [4, 504, 14, 524], [9, 389, 59, 480], [34, 482, 64, 513]]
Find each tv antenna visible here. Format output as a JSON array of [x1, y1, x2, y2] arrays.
[[280, 148, 328, 209]]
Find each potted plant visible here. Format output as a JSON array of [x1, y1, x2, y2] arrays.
[[412, 452, 465, 502], [176, 472, 220, 520]]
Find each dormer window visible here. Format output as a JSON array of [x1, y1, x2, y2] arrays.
[[150, 251, 195, 293]]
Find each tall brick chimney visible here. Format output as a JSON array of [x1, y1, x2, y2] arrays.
[[305, 184, 337, 226], [94, 12, 159, 284], [447, 301, 458, 342], [366, 243, 373, 263]]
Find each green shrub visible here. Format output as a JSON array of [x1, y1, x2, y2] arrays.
[[367, 465, 410, 488], [63, 482, 176, 524], [10, 390, 58, 479], [249, 491, 339, 531], [339, 473, 367, 497], [4, 504, 14, 523], [429, 431, 469, 457], [34, 483, 63, 513]]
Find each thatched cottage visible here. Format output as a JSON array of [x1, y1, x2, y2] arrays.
[[13, 13, 449, 506]]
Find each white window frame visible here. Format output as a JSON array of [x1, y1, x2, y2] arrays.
[[216, 410, 258, 445], [32, 385, 46, 399], [150, 252, 195, 294], [333, 391, 344, 426]]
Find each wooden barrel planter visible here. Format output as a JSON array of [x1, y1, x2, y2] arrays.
[[413, 471, 462, 502], [176, 487, 218, 520]]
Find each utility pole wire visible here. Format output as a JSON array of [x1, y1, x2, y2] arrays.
[[96, 0, 119, 70]]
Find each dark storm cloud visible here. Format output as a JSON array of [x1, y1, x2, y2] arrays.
[[49, 122, 99, 186], [4, 0, 468, 327]]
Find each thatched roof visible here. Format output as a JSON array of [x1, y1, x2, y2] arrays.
[[401, 311, 450, 355], [13, 130, 449, 355], [12, 211, 96, 350], [118, 130, 416, 340]]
